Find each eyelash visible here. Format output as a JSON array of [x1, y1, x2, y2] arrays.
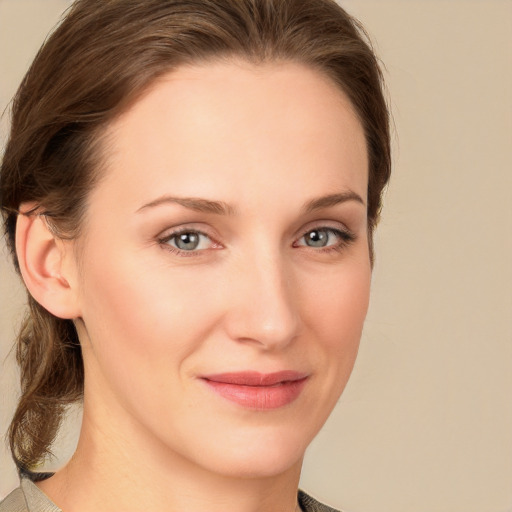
[[158, 226, 356, 257], [293, 227, 356, 254], [158, 228, 218, 257]]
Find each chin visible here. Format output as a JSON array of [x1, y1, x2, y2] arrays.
[[206, 445, 305, 480], [181, 422, 315, 479]]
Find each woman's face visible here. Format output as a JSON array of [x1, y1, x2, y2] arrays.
[[72, 60, 370, 478]]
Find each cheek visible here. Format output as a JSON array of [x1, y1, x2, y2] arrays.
[[298, 257, 371, 378], [303, 260, 370, 337], [285, 256, 371, 436], [76, 241, 234, 389], [76, 250, 222, 419]]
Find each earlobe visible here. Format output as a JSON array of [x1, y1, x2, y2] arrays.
[[15, 208, 81, 319]]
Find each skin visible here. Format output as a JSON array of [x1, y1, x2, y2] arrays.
[[23, 59, 370, 512]]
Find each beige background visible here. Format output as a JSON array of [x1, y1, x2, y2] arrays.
[[1, 1, 511, 511]]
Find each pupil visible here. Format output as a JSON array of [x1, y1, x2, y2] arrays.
[[176, 232, 199, 250], [307, 230, 328, 247]]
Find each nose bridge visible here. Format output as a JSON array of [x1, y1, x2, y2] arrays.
[[226, 244, 300, 349]]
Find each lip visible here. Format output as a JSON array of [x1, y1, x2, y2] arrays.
[[201, 371, 308, 410]]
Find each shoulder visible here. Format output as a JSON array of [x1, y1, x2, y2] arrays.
[[298, 489, 343, 512], [0, 487, 27, 512], [1, 482, 341, 512], [0, 478, 61, 512]]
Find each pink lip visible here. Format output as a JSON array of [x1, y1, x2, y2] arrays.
[[201, 371, 308, 410]]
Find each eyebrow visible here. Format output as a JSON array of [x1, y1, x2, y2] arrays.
[[302, 191, 365, 213], [136, 190, 365, 215], [137, 196, 236, 215]]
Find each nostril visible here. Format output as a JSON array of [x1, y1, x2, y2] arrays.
[[222, 257, 301, 348], [228, 297, 300, 350]]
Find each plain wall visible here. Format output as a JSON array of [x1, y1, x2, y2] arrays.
[[1, 1, 511, 511]]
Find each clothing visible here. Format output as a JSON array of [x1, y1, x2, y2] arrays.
[[298, 490, 341, 512], [0, 477, 341, 512], [0, 478, 60, 512]]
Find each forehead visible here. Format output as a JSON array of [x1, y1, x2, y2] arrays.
[[94, 59, 368, 212]]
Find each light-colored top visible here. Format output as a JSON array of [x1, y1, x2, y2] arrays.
[[0, 477, 341, 512], [0, 479, 60, 512]]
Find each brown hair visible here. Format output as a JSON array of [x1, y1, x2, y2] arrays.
[[1, 0, 390, 471]]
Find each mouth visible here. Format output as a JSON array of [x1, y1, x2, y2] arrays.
[[200, 371, 309, 410]]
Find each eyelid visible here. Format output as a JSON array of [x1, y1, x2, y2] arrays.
[[158, 225, 222, 256], [293, 223, 357, 251], [158, 222, 217, 241], [295, 219, 354, 239], [156, 220, 356, 257]]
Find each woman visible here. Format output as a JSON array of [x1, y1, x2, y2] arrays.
[[0, 0, 390, 511]]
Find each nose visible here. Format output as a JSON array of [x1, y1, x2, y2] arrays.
[[223, 251, 301, 351]]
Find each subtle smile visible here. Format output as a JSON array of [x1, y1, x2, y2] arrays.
[[201, 371, 309, 410]]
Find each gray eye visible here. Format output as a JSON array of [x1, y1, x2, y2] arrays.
[[304, 229, 330, 247], [174, 232, 200, 250], [161, 229, 215, 253]]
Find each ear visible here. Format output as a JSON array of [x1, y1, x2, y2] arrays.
[[15, 205, 81, 319]]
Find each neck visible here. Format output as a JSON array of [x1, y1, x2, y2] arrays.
[[38, 398, 304, 512]]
